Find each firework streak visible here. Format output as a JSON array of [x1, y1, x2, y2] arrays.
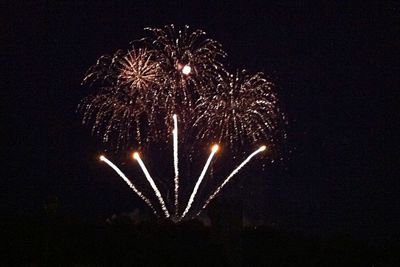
[[99, 155, 158, 216], [197, 145, 267, 216], [180, 145, 219, 220], [133, 153, 170, 218], [173, 114, 179, 216]]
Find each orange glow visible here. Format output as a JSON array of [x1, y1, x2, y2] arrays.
[[212, 144, 219, 152]]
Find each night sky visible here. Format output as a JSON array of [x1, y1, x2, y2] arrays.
[[5, 1, 399, 245]]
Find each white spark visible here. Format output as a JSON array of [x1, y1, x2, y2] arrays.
[[180, 144, 219, 219], [99, 155, 158, 216], [197, 145, 267, 215], [133, 152, 171, 218], [182, 65, 191, 75], [173, 114, 179, 217]]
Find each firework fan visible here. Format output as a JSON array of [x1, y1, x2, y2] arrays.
[[193, 69, 285, 152], [98, 115, 269, 220]]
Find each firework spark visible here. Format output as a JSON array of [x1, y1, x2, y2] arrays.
[[133, 152, 171, 218], [180, 144, 219, 220], [99, 155, 158, 216], [193, 70, 284, 149], [197, 145, 267, 216]]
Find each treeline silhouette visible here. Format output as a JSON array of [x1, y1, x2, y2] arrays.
[[2, 214, 398, 266]]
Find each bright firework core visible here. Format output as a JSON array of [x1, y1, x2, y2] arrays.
[[181, 65, 191, 75]]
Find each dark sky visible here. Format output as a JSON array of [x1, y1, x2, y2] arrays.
[[4, 1, 399, 243]]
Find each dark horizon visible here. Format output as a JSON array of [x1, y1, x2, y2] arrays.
[[4, 1, 399, 248]]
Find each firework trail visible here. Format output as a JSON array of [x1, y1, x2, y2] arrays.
[[180, 144, 219, 219], [197, 145, 267, 216], [133, 152, 171, 218], [173, 114, 179, 216], [99, 155, 158, 216]]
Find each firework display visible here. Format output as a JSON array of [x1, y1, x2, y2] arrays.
[[79, 24, 285, 220]]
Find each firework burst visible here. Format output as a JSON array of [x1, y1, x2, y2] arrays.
[[82, 47, 161, 90], [144, 24, 227, 123], [114, 48, 162, 92], [193, 70, 284, 151], [79, 25, 228, 149], [79, 48, 163, 149]]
